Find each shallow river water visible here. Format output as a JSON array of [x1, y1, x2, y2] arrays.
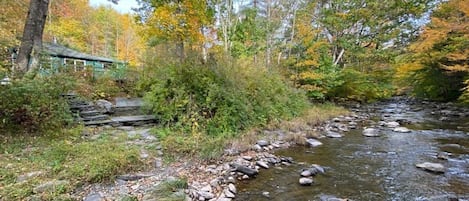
[[236, 99, 469, 201]]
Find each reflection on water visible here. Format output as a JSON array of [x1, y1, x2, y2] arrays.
[[236, 101, 469, 201]]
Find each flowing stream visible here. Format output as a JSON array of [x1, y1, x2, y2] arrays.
[[236, 99, 469, 201]]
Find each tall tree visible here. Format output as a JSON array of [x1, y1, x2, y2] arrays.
[[138, 0, 214, 61], [397, 0, 469, 102], [16, 0, 50, 75]]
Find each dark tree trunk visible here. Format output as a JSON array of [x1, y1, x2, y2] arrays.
[[16, 0, 49, 75]]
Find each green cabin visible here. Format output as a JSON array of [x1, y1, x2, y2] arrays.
[[40, 43, 126, 79]]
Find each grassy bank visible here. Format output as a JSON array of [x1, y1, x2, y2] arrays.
[[153, 102, 349, 160], [0, 127, 146, 200]]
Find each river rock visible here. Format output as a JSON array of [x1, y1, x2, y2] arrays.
[[253, 144, 263, 151], [385, 121, 400, 128], [311, 164, 325, 174], [393, 127, 411, 133], [224, 188, 235, 198], [231, 163, 258, 177], [416, 162, 446, 173], [198, 191, 215, 200], [336, 124, 350, 132], [228, 183, 236, 194], [299, 177, 313, 186], [348, 121, 358, 129], [326, 131, 342, 138], [257, 140, 270, 147], [242, 156, 253, 161], [306, 138, 323, 147], [300, 169, 313, 177], [256, 161, 270, 169], [437, 152, 451, 160], [363, 128, 380, 137]]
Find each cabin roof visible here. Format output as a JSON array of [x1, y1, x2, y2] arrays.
[[43, 43, 121, 63]]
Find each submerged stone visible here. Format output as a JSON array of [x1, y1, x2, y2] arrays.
[[416, 162, 446, 173]]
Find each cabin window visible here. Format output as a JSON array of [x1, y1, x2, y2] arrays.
[[75, 60, 86, 72], [65, 58, 74, 70], [103, 62, 113, 69]]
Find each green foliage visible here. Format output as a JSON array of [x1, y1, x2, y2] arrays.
[[328, 68, 394, 102], [229, 8, 267, 58], [0, 75, 74, 133], [289, 46, 343, 100], [409, 62, 466, 101], [140, 56, 308, 156]]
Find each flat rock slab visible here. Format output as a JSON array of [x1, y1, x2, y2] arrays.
[[115, 98, 143, 108], [111, 115, 155, 123]]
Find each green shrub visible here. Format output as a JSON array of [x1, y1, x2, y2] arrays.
[[0, 75, 74, 133], [143, 58, 307, 135], [140, 56, 308, 156]]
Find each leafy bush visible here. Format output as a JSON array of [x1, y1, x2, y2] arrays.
[[143, 59, 307, 135], [140, 56, 308, 156], [0, 75, 74, 133]]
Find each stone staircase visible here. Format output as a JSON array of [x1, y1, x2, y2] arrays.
[[63, 93, 156, 127]]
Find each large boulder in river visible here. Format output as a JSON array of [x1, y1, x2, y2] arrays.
[[416, 162, 446, 173], [363, 128, 380, 137]]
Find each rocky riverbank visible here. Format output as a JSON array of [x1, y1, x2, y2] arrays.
[[72, 97, 469, 200], [236, 97, 469, 200]]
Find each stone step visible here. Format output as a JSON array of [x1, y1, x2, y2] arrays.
[[84, 115, 156, 127], [69, 104, 95, 111], [110, 115, 155, 123], [82, 114, 109, 122], [68, 100, 89, 105], [79, 110, 102, 117], [84, 120, 114, 126]]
